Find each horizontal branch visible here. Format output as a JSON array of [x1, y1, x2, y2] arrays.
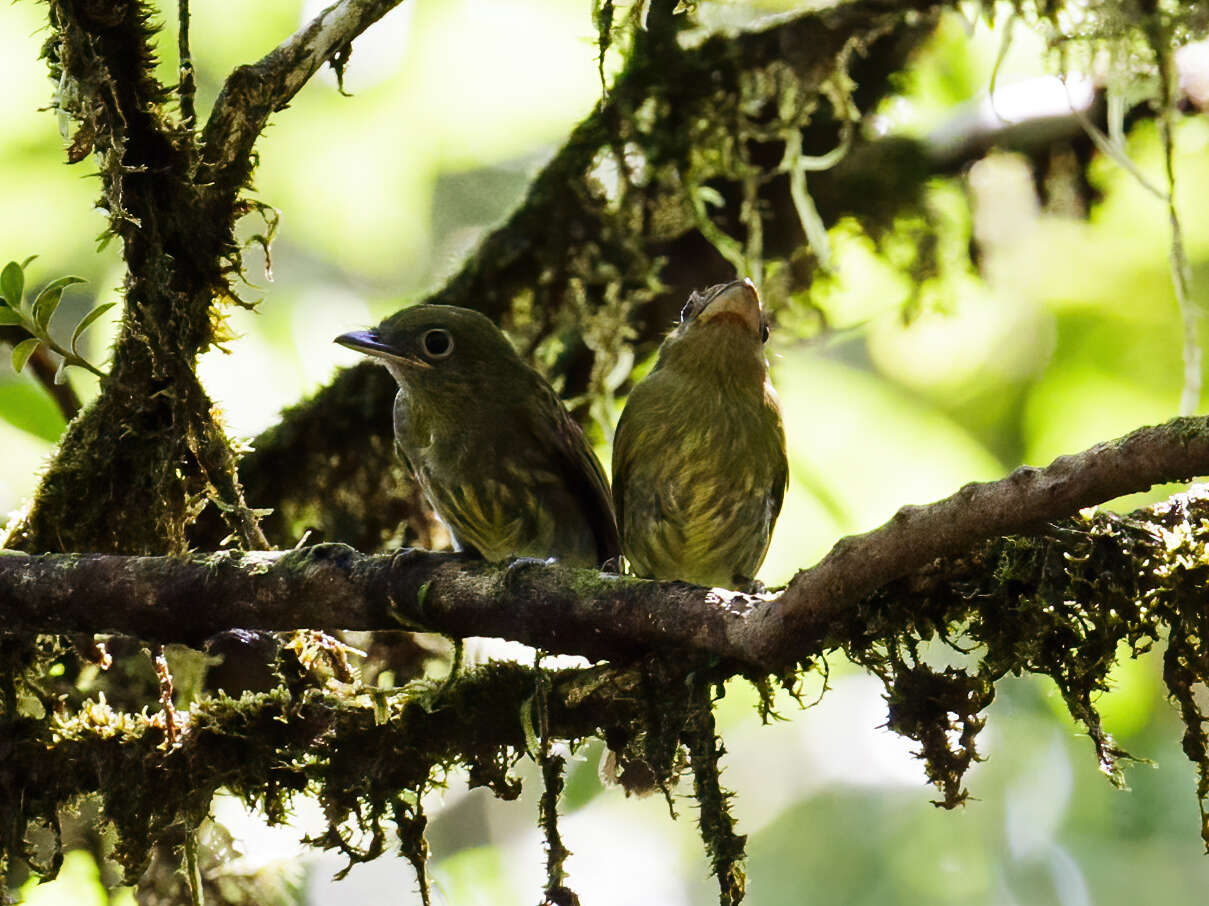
[[0, 544, 738, 663], [6, 416, 1209, 669]]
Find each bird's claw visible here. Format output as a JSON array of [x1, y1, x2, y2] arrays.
[[502, 556, 556, 587]]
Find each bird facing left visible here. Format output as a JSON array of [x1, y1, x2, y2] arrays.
[[336, 304, 620, 568]]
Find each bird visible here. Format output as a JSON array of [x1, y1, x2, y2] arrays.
[[336, 305, 620, 568], [611, 278, 788, 589]]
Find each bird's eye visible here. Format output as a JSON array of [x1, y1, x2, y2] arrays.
[[760, 320, 770, 344], [680, 292, 705, 323], [421, 328, 454, 360]]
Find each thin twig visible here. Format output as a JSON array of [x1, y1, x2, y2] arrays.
[[178, 0, 197, 130], [1150, 26, 1200, 415]]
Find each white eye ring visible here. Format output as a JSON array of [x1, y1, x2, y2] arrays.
[[421, 328, 454, 360]]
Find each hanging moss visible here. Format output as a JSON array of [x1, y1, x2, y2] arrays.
[[685, 679, 746, 906]]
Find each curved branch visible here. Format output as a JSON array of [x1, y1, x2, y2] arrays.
[[749, 416, 1209, 663], [200, 0, 405, 191], [6, 416, 1209, 669]]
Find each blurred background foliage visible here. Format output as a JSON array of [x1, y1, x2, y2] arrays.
[[5, 0, 1209, 903]]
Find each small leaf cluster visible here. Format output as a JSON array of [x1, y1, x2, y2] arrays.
[[0, 257, 112, 382]]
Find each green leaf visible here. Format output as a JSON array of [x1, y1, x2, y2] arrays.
[[1, 261, 24, 307], [70, 302, 116, 357], [32, 276, 85, 330], [0, 307, 24, 326], [0, 381, 66, 442], [11, 337, 40, 373]]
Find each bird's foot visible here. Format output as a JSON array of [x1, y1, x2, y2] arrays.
[[502, 556, 556, 588], [735, 574, 766, 595]]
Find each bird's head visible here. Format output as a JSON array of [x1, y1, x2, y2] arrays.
[[335, 304, 523, 397], [657, 279, 770, 377], [676, 278, 768, 343]]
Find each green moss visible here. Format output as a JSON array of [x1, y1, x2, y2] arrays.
[[686, 679, 746, 906]]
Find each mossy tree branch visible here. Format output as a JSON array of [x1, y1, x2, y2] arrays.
[[6, 415, 1209, 669], [199, 0, 406, 196]]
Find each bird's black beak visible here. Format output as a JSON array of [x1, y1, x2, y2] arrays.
[[334, 329, 397, 359]]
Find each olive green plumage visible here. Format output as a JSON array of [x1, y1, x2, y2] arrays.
[[336, 305, 619, 568], [612, 280, 788, 588]]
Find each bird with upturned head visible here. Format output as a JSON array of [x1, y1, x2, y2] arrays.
[[612, 279, 787, 589], [336, 305, 619, 568]]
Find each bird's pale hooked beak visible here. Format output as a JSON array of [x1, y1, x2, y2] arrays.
[[335, 329, 397, 359], [698, 278, 762, 334]]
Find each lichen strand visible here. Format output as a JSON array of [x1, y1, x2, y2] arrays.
[[538, 752, 577, 906], [878, 655, 994, 808], [1152, 496, 1209, 846], [392, 792, 432, 906]]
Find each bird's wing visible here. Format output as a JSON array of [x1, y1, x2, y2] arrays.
[[765, 394, 788, 525], [610, 402, 632, 533], [610, 373, 670, 538], [524, 385, 621, 565], [768, 416, 788, 525]]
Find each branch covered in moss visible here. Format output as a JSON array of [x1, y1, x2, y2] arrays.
[[7, 416, 1209, 670], [755, 415, 1209, 663]]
